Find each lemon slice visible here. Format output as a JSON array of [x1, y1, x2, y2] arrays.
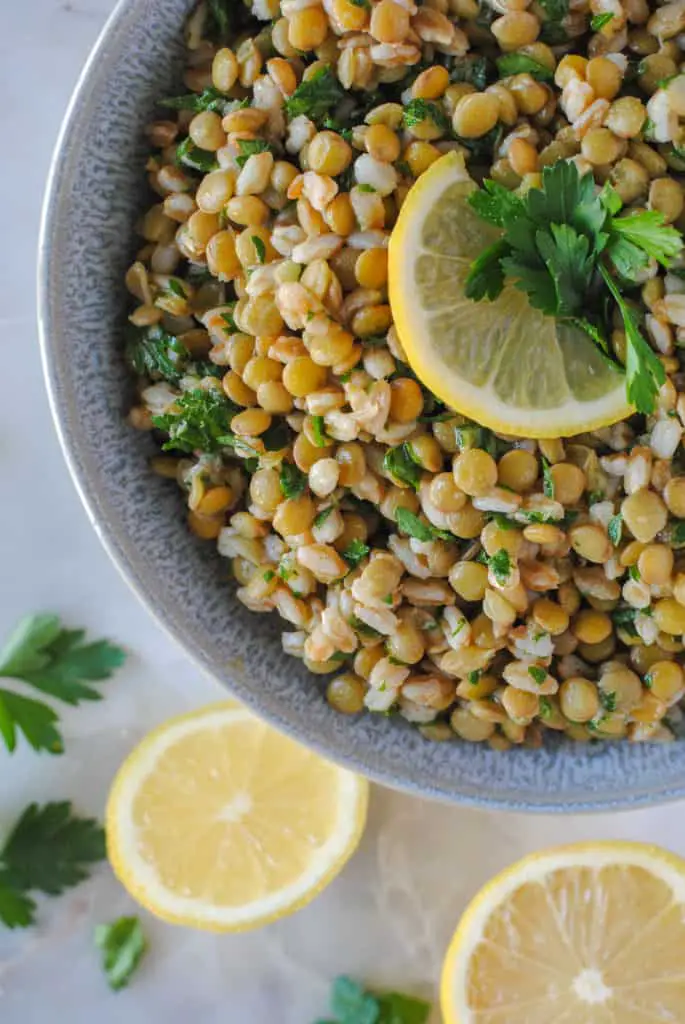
[[106, 703, 368, 931], [441, 841, 685, 1023], [389, 152, 631, 438]]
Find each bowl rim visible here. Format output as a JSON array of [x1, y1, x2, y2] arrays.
[[37, 0, 685, 815]]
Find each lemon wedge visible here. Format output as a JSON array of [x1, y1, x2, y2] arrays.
[[441, 841, 685, 1023], [106, 703, 368, 931], [389, 152, 631, 438]]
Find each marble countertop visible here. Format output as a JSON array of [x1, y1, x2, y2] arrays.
[[2, 2, 685, 1021]]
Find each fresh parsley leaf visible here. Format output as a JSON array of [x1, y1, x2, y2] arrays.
[[357, 183, 377, 193], [0, 690, 62, 754], [467, 670, 481, 685], [1, 801, 105, 895], [311, 415, 330, 447], [528, 665, 547, 686], [343, 540, 370, 568], [609, 210, 683, 267], [153, 388, 238, 453], [0, 614, 126, 708], [95, 917, 147, 991], [125, 326, 190, 385], [236, 138, 276, 169], [599, 265, 665, 414], [608, 513, 622, 545], [205, 0, 235, 40], [176, 137, 219, 173], [285, 66, 344, 124], [496, 53, 553, 82], [252, 236, 267, 264], [629, 564, 641, 581], [280, 462, 307, 499], [591, 11, 614, 29], [263, 569, 276, 582], [542, 457, 555, 499], [395, 508, 452, 542], [383, 443, 422, 490], [488, 548, 511, 585], [403, 99, 450, 133], [489, 513, 517, 530]]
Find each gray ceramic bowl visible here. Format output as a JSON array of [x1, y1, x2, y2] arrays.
[[39, 0, 685, 813]]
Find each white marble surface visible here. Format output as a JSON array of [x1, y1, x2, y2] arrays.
[[2, 2, 685, 1021]]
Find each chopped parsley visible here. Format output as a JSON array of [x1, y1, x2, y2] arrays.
[[176, 137, 219, 173], [403, 99, 450, 133], [542, 457, 555, 499], [496, 53, 553, 82], [591, 11, 615, 30], [600, 689, 618, 712], [252, 235, 267, 264], [467, 670, 481, 685], [280, 462, 307, 499], [285, 65, 344, 124], [343, 540, 370, 568], [449, 55, 490, 90], [608, 513, 622, 546], [629, 564, 641, 581], [311, 415, 330, 447], [161, 89, 246, 115], [125, 325, 189, 385], [488, 549, 512, 586], [395, 508, 452, 542], [236, 138, 277, 168], [153, 389, 238, 454], [263, 570, 276, 582], [383, 443, 423, 490], [314, 505, 336, 528], [528, 665, 548, 686]]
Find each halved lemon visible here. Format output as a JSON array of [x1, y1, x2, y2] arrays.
[[389, 152, 631, 438], [441, 841, 685, 1023], [106, 703, 368, 932]]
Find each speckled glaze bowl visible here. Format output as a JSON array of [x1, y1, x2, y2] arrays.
[[39, 0, 685, 813]]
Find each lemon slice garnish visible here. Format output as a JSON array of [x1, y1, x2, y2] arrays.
[[389, 152, 631, 438], [441, 841, 685, 1023], [106, 703, 368, 932]]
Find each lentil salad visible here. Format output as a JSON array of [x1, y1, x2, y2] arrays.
[[126, 0, 685, 747]]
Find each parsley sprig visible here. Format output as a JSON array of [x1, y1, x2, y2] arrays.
[[465, 161, 681, 413], [315, 975, 431, 1024], [0, 802, 106, 928], [0, 614, 126, 754]]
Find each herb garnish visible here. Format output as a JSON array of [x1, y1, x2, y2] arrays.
[[285, 65, 344, 124], [383, 443, 423, 490], [95, 917, 147, 991], [316, 975, 431, 1024], [0, 614, 125, 754], [395, 507, 453, 542], [465, 162, 680, 412], [153, 389, 238, 454], [280, 462, 307, 499], [0, 802, 106, 928], [343, 540, 371, 568]]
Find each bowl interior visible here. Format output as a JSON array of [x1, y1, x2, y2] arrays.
[[39, 0, 685, 812]]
